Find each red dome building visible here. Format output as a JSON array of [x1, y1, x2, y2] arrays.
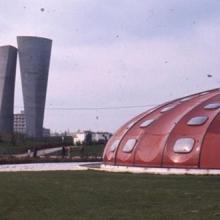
[[103, 88, 220, 170]]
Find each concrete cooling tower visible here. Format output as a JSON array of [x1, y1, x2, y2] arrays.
[[0, 46, 17, 136], [17, 36, 52, 138]]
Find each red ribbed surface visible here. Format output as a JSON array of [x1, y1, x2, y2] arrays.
[[103, 88, 220, 169]]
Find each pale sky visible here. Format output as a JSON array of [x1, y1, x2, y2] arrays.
[[1, 0, 220, 133]]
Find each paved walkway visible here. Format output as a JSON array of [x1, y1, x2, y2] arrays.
[[16, 147, 64, 158], [2, 163, 219, 175], [0, 162, 98, 172]]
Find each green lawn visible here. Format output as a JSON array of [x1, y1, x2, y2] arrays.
[[0, 171, 220, 220]]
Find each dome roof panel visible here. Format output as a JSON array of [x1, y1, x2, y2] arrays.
[[103, 88, 220, 169]]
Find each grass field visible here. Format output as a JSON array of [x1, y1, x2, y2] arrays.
[[0, 171, 220, 220]]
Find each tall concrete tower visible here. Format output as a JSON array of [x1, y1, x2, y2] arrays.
[[0, 46, 17, 136], [17, 36, 52, 138]]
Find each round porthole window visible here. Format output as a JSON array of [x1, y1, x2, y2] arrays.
[[110, 140, 120, 152], [173, 138, 195, 153], [122, 139, 137, 153], [204, 103, 220, 110], [187, 116, 208, 126], [140, 119, 155, 128]]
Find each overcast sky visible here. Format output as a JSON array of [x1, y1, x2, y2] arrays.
[[1, 0, 220, 133]]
